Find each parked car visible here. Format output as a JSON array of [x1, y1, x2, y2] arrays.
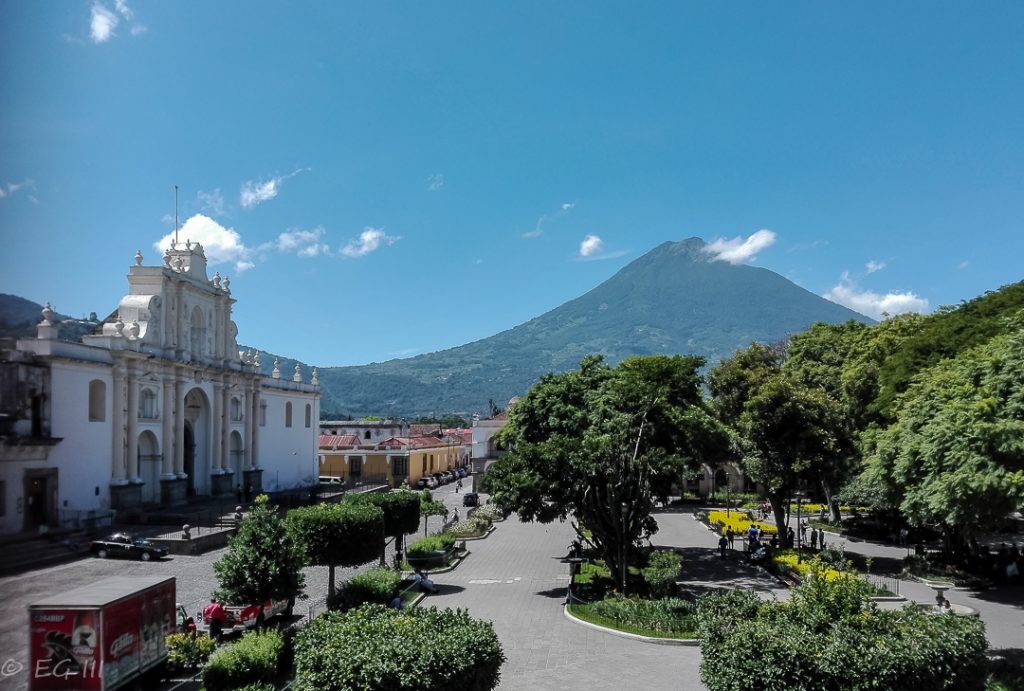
[[456, 467, 468, 478], [441, 471, 455, 484], [90, 533, 168, 561], [463, 492, 479, 507], [417, 476, 439, 489]]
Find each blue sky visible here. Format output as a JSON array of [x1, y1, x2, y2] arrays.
[[1, 2, 1022, 367]]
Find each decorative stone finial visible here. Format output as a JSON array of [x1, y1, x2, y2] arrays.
[[272, 358, 281, 379], [193, 242, 203, 255], [223, 276, 231, 293], [186, 238, 191, 250], [212, 272, 221, 288], [134, 249, 143, 266], [128, 321, 140, 339], [41, 302, 54, 325], [254, 351, 261, 367], [293, 364, 302, 382], [174, 256, 184, 271], [114, 318, 125, 337], [311, 367, 319, 386], [163, 249, 172, 268]]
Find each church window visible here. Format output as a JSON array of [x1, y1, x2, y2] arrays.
[[285, 401, 293, 428], [305, 404, 311, 428], [230, 397, 242, 422], [364, 430, 371, 440], [89, 380, 106, 421], [259, 401, 267, 427], [139, 388, 158, 419]]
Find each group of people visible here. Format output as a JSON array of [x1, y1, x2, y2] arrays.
[[234, 482, 256, 504], [799, 522, 828, 550], [718, 524, 779, 563]]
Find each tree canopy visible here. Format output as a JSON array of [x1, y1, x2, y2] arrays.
[[483, 354, 728, 591], [287, 501, 384, 599]]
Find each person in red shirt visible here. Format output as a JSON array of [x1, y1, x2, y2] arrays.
[[202, 598, 227, 642]]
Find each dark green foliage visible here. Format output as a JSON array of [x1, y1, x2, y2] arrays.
[[578, 596, 697, 636], [293, 604, 505, 691], [641, 550, 682, 599], [485, 354, 729, 592], [342, 567, 402, 608], [287, 501, 384, 599], [346, 489, 422, 559], [872, 281, 1024, 419], [697, 574, 989, 691], [202, 629, 284, 691], [213, 495, 306, 605]]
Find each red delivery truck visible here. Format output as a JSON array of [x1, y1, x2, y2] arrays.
[[28, 576, 176, 690]]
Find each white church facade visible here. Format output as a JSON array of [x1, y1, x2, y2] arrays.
[[0, 242, 320, 535]]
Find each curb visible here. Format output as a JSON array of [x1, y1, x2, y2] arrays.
[[458, 525, 497, 542], [563, 605, 700, 646]]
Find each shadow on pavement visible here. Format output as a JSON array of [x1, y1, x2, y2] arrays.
[[667, 546, 784, 595], [535, 586, 569, 599]]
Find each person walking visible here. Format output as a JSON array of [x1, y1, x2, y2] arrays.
[[810, 528, 819, 550], [456, 479, 463, 493], [819, 530, 827, 550], [726, 527, 735, 550], [203, 597, 227, 643], [718, 534, 729, 558]]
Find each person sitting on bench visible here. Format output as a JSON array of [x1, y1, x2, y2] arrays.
[[414, 569, 439, 593]]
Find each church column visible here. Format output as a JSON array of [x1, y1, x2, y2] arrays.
[[211, 380, 224, 474], [243, 383, 253, 470], [251, 381, 261, 469], [221, 380, 232, 473], [174, 376, 186, 477], [111, 365, 127, 484], [126, 367, 140, 482], [160, 376, 175, 477]]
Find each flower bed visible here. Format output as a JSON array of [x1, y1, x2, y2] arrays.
[[446, 517, 490, 538], [569, 596, 698, 639], [706, 511, 777, 536]]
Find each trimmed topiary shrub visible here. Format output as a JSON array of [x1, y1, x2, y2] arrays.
[[343, 567, 403, 609], [406, 533, 457, 556], [641, 550, 682, 598], [202, 629, 284, 691], [294, 604, 505, 691], [697, 569, 988, 691]]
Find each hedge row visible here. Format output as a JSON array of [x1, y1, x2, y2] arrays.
[[202, 629, 285, 691]]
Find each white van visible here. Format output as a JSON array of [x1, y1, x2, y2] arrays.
[[319, 475, 344, 486]]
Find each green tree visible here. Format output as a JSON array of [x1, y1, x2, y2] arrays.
[[419, 489, 448, 536], [213, 494, 306, 605], [287, 501, 385, 600], [346, 489, 422, 563], [863, 313, 1024, 553], [483, 354, 724, 592]]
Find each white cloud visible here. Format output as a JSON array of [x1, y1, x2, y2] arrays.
[[90, 3, 118, 43], [153, 214, 256, 273], [239, 168, 306, 209], [865, 260, 886, 274], [703, 229, 777, 265], [270, 227, 331, 258], [0, 180, 32, 200], [824, 272, 929, 320], [113, 0, 132, 19], [130, 24, 148, 36], [197, 188, 226, 217], [579, 234, 603, 258], [340, 227, 400, 258], [427, 173, 444, 191], [523, 202, 575, 239]]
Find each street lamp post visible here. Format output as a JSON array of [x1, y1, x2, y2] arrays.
[[725, 472, 731, 518], [794, 489, 806, 563]]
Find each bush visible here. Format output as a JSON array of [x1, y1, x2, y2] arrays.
[[202, 629, 284, 691], [641, 550, 682, 599], [697, 575, 988, 691], [165, 632, 216, 671], [472, 505, 504, 522], [406, 533, 457, 557], [293, 604, 505, 691], [447, 517, 490, 538], [342, 567, 403, 609], [575, 595, 697, 637], [706, 510, 777, 536]]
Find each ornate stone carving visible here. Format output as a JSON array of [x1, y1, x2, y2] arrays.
[[272, 358, 281, 379], [293, 364, 302, 382], [311, 368, 319, 386], [41, 302, 54, 325], [134, 249, 143, 266]]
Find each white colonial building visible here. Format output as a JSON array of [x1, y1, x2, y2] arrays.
[[0, 242, 320, 535]]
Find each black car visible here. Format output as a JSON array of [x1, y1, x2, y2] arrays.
[[462, 492, 479, 507], [90, 533, 168, 561]]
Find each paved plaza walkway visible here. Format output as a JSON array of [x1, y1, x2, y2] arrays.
[[424, 506, 786, 691]]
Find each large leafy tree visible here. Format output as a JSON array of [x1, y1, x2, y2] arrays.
[[863, 313, 1024, 553], [287, 501, 385, 599], [483, 354, 727, 592], [213, 494, 307, 605], [709, 345, 850, 542]]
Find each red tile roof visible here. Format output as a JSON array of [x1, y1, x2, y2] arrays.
[[319, 434, 361, 449]]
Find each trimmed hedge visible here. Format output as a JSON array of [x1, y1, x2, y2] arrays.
[[575, 595, 697, 637], [165, 631, 216, 672], [697, 571, 988, 691], [202, 629, 284, 691], [343, 567, 403, 608], [293, 604, 505, 691]]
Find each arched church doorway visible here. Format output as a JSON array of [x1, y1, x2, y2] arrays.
[[183, 387, 211, 496], [184, 422, 196, 496], [230, 431, 244, 479]]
